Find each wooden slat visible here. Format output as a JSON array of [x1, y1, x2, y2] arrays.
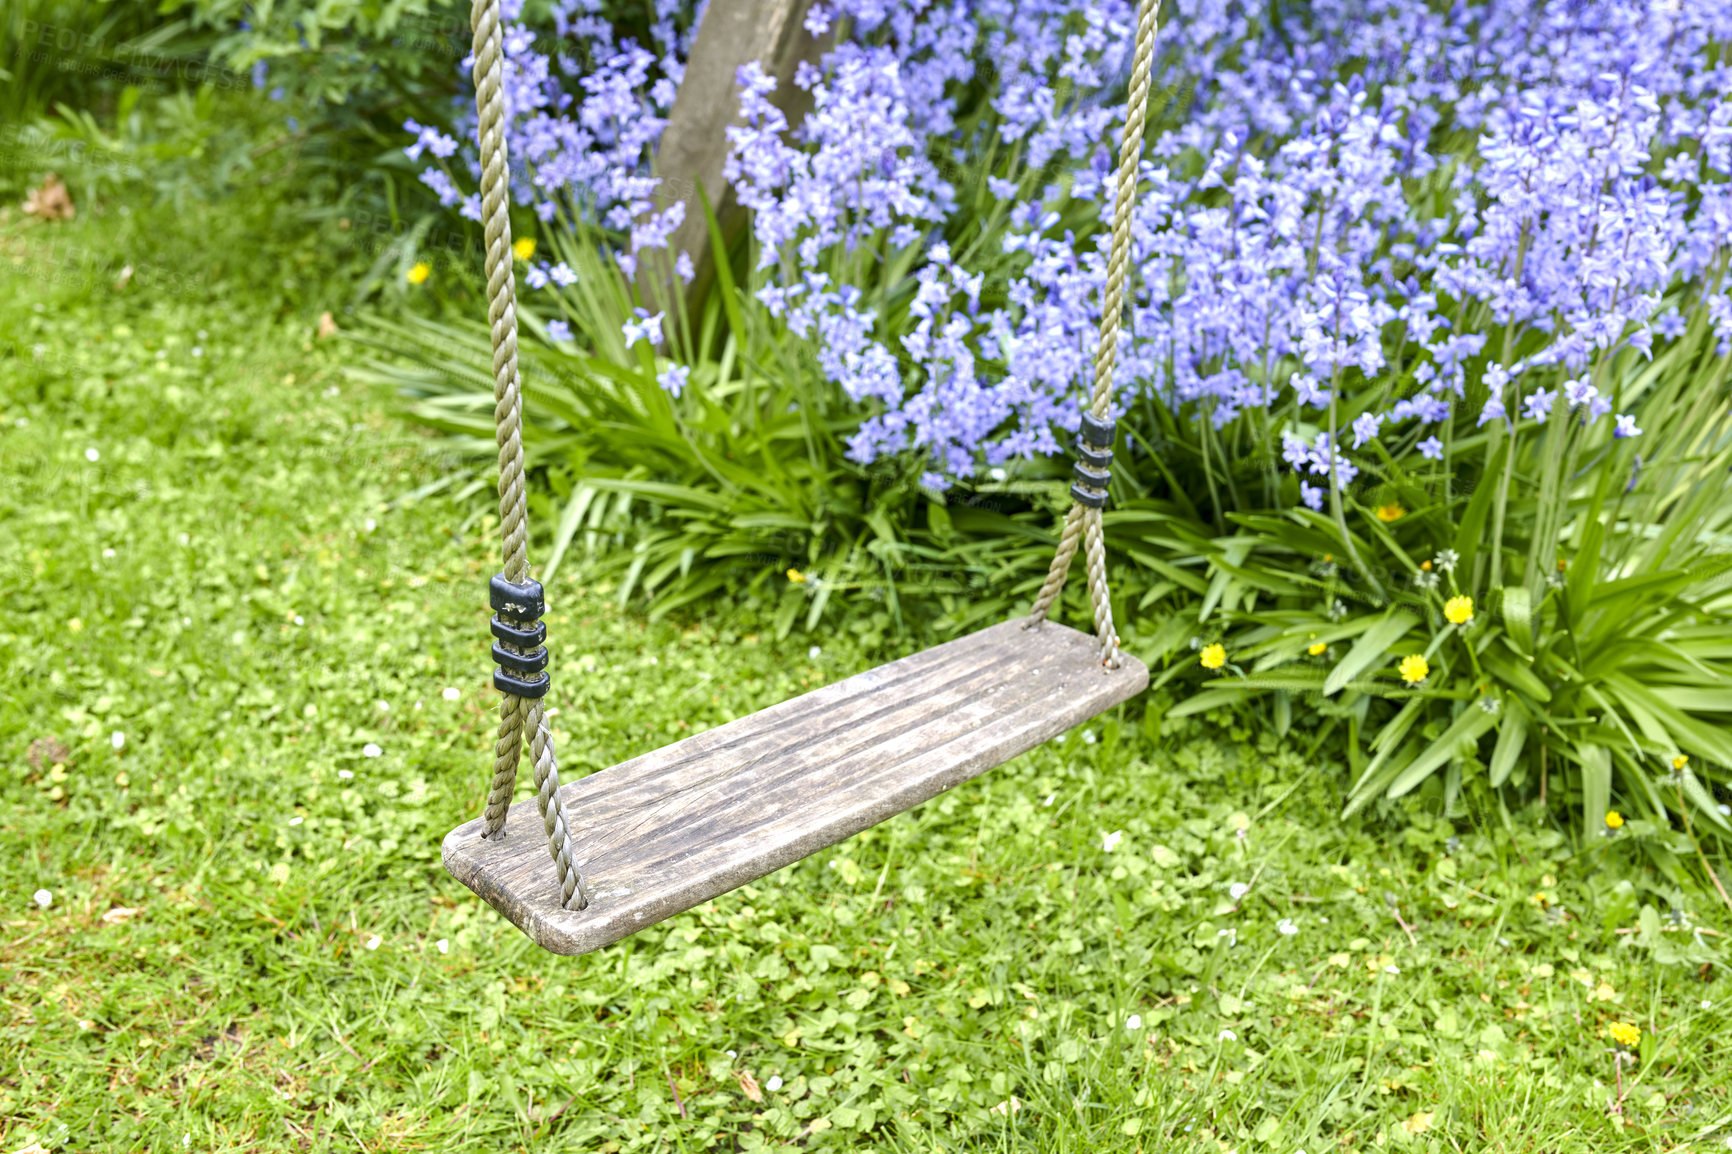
[[441, 620, 1148, 954]]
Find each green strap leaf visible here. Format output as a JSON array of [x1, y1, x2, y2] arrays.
[[1199, 673, 1328, 692], [1488, 701, 1528, 787], [1369, 697, 1425, 757], [541, 484, 597, 585], [1579, 744, 1612, 837], [1607, 675, 1732, 764], [1500, 585, 1533, 656], [1342, 739, 1420, 818], [1454, 437, 1506, 580], [1650, 685, 1732, 713], [1351, 698, 1424, 797], [1683, 771, 1732, 834], [1385, 705, 1500, 798], [1199, 541, 1251, 621], [1167, 688, 1253, 718], [1323, 610, 1418, 696], [1480, 644, 1552, 703], [1565, 519, 1604, 629], [697, 180, 748, 347]]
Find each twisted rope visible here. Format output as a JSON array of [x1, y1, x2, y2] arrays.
[[1027, 0, 1162, 668], [472, 0, 589, 911]]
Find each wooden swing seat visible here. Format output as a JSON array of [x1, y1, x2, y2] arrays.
[[442, 619, 1148, 954]]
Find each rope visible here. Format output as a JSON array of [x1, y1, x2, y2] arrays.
[[471, 0, 589, 911], [1026, 0, 1162, 669]]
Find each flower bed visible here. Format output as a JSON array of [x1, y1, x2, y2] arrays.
[[385, 0, 1732, 840]]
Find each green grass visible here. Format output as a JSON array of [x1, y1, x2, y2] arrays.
[[3, 190, 1732, 1154]]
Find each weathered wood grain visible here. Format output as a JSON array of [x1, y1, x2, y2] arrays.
[[441, 620, 1148, 955]]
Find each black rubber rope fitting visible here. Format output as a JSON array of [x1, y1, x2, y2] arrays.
[[1076, 442, 1114, 469], [493, 669, 551, 698], [490, 615, 547, 648], [1078, 412, 1116, 448], [1073, 461, 1112, 490], [492, 641, 549, 675], [489, 573, 545, 621], [1069, 482, 1108, 510]]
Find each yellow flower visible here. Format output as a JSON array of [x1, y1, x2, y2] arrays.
[[513, 237, 536, 260], [1608, 1022, 1640, 1049], [405, 262, 431, 285], [787, 568, 806, 583], [1399, 654, 1429, 684], [1308, 640, 1327, 656], [1605, 810, 1624, 830], [1445, 595, 1474, 625], [68, 617, 84, 632], [1673, 754, 1689, 771], [1376, 502, 1406, 522], [1420, 559, 1432, 571], [1199, 643, 1226, 670]]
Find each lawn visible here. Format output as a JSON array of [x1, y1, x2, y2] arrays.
[[2, 198, 1730, 1153]]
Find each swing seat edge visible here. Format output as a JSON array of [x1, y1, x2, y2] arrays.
[[441, 619, 1147, 955]]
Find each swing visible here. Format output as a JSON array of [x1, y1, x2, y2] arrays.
[[441, 0, 1162, 956]]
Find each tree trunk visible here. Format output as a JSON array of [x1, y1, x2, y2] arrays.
[[637, 0, 823, 320]]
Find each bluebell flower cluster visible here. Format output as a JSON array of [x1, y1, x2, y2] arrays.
[[410, 0, 697, 265], [415, 0, 1732, 499]]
